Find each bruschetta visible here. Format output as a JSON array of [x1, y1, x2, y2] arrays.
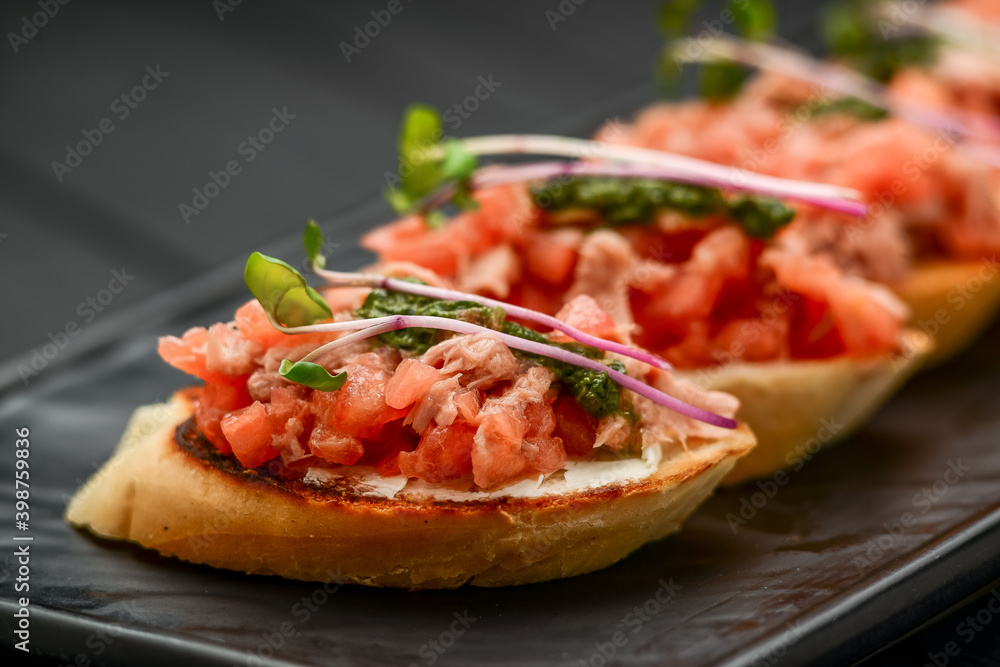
[[66, 250, 755, 588]]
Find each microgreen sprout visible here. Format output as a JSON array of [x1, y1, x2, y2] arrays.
[[243, 250, 737, 429], [278, 359, 346, 391], [304, 224, 670, 370], [382, 106, 867, 221], [656, 0, 777, 100], [667, 33, 1000, 163], [385, 103, 479, 225], [282, 310, 736, 429], [244, 252, 331, 328]]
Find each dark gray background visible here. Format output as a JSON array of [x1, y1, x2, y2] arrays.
[[0, 1, 998, 664], [0, 0, 819, 370]]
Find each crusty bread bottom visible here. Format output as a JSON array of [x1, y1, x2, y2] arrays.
[[674, 329, 933, 485], [893, 259, 1000, 367], [65, 390, 755, 589]]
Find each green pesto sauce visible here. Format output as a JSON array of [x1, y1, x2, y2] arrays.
[[356, 289, 627, 419], [500, 321, 628, 419], [530, 177, 794, 239], [355, 286, 505, 353]]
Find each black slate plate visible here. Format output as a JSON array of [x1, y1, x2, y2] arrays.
[[1, 199, 999, 667]]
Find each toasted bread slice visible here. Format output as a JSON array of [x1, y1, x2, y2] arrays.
[[66, 390, 755, 589], [674, 329, 933, 485], [893, 260, 1000, 367]]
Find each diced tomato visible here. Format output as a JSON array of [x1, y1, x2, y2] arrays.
[[662, 323, 716, 369], [267, 385, 311, 439], [522, 401, 566, 474], [708, 275, 764, 327], [205, 322, 260, 377], [523, 435, 566, 473], [712, 315, 788, 363], [661, 270, 721, 321], [220, 401, 278, 468], [629, 287, 687, 352], [552, 295, 620, 343], [835, 123, 934, 206], [454, 388, 482, 424], [629, 227, 752, 351], [375, 457, 403, 477], [308, 425, 365, 465], [195, 378, 252, 454], [471, 412, 528, 489], [552, 395, 598, 457], [447, 214, 493, 261], [310, 392, 337, 427], [361, 215, 465, 276], [361, 186, 536, 278], [655, 228, 711, 264], [789, 294, 847, 359], [308, 425, 364, 465], [383, 359, 443, 410], [829, 284, 904, 357], [618, 225, 666, 262], [311, 353, 405, 439], [195, 408, 231, 453], [709, 242, 765, 325], [398, 422, 476, 483], [234, 299, 289, 348], [454, 184, 536, 253], [359, 419, 418, 476], [272, 429, 304, 457], [524, 400, 555, 439], [158, 327, 229, 382], [522, 230, 578, 285], [630, 274, 700, 337], [506, 281, 566, 317]]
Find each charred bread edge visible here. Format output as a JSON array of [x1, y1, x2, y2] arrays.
[[65, 389, 756, 589]]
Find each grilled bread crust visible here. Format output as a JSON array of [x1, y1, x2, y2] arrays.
[[66, 389, 756, 589], [893, 260, 1000, 367], [676, 329, 933, 485]]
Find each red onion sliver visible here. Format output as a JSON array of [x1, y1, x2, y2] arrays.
[[313, 267, 672, 371], [285, 315, 737, 430]]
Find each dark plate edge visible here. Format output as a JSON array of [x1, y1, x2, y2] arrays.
[[716, 501, 1000, 667], [0, 601, 307, 667]]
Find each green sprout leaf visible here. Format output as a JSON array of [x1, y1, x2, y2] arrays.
[[384, 187, 415, 215], [423, 210, 447, 230], [656, 0, 701, 38], [701, 0, 774, 100], [440, 140, 479, 213], [244, 252, 332, 328], [734, 0, 776, 41], [384, 106, 480, 221], [303, 220, 326, 269], [656, 0, 776, 100], [396, 104, 445, 208], [700, 61, 749, 102], [279, 359, 347, 392], [656, 0, 702, 93], [822, 0, 937, 83], [440, 140, 478, 182]]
